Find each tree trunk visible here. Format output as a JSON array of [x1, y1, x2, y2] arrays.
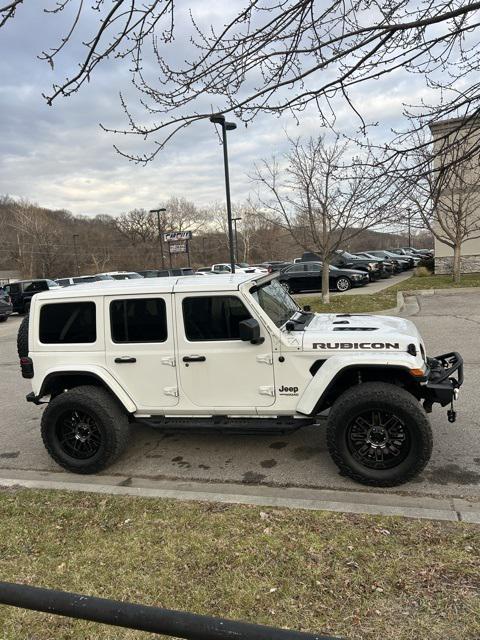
[[453, 243, 462, 284], [322, 259, 330, 304]]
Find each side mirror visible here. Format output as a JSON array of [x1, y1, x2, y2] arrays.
[[239, 318, 264, 344], [303, 305, 311, 312]]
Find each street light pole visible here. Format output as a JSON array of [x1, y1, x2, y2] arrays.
[[149, 208, 167, 269], [72, 234, 80, 276], [210, 114, 237, 273], [232, 216, 242, 263]]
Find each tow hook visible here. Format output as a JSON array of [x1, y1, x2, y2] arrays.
[[447, 398, 457, 423]]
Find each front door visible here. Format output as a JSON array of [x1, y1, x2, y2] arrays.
[[105, 294, 178, 411], [175, 293, 275, 408]]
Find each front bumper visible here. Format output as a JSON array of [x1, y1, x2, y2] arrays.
[[423, 352, 463, 409]]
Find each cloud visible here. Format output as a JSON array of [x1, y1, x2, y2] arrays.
[[0, 2, 434, 217]]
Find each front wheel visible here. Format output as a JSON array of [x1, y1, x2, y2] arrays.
[[326, 382, 432, 486], [335, 277, 352, 292], [41, 386, 130, 474], [282, 282, 296, 294]]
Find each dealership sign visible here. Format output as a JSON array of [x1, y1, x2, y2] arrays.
[[163, 231, 192, 242], [169, 243, 187, 253]]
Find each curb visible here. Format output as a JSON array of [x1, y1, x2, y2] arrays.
[[394, 286, 480, 316], [0, 470, 479, 523]]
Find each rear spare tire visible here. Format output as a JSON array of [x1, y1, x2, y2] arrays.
[[17, 313, 29, 358], [41, 386, 130, 474], [326, 382, 432, 487]]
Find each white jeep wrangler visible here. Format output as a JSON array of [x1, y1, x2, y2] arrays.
[[18, 273, 463, 486]]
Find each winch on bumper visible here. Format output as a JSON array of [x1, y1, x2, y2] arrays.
[[421, 352, 464, 422]]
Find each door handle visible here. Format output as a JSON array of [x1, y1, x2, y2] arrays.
[[183, 355, 206, 363], [114, 356, 136, 363]]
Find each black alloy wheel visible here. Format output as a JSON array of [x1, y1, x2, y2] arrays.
[[55, 409, 103, 460], [346, 409, 410, 470]]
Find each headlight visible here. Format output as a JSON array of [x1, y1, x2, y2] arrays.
[[351, 274, 362, 279], [368, 262, 377, 269]]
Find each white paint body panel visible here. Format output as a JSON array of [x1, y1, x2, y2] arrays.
[[27, 274, 427, 418]]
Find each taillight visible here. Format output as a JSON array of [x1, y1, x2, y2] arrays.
[[20, 357, 34, 379]]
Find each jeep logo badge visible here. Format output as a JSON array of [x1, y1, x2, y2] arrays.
[[279, 385, 299, 395]]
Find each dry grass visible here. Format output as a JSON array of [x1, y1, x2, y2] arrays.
[[0, 488, 479, 639]]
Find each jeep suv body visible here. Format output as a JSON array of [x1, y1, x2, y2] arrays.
[[20, 273, 463, 486], [5, 279, 60, 314]]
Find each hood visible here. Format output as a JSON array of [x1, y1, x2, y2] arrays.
[[301, 313, 423, 353]]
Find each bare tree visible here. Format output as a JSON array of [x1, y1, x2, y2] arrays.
[[115, 209, 156, 245], [253, 136, 397, 302], [405, 132, 480, 283], [3, 2, 480, 168]]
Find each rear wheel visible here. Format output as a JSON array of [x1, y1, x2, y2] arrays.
[[326, 382, 432, 486], [41, 386, 130, 474], [335, 277, 352, 292]]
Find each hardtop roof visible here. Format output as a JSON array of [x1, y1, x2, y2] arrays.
[[34, 273, 263, 300]]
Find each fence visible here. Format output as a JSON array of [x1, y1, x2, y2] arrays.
[[0, 582, 341, 639]]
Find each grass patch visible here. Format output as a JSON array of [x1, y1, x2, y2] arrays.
[[300, 273, 480, 314], [0, 488, 479, 639]]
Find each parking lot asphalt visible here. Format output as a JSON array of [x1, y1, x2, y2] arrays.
[[0, 292, 479, 499]]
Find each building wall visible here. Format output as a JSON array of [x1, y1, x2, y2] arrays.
[[430, 118, 480, 275]]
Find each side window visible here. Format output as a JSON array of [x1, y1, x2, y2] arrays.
[[110, 298, 167, 343], [21, 281, 33, 292], [157, 270, 169, 277], [305, 263, 320, 272], [288, 264, 306, 273], [183, 296, 252, 341], [40, 302, 96, 343]]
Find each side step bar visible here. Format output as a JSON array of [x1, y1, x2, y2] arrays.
[[134, 416, 318, 435]]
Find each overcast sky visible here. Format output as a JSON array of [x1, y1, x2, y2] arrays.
[[0, 2, 427, 218]]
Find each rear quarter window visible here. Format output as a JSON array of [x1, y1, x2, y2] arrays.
[[39, 302, 96, 343]]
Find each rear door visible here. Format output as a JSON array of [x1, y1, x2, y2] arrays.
[[175, 293, 275, 408], [105, 294, 178, 411]]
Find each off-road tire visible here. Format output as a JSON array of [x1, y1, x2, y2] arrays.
[[326, 382, 432, 487], [17, 313, 29, 358], [41, 386, 130, 474]]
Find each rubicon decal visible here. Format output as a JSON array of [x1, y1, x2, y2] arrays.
[[313, 342, 400, 350]]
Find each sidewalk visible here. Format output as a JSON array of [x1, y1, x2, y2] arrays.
[[295, 271, 413, 298]]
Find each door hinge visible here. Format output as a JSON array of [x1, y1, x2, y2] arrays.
[[259, 385, 275, 397], [163, 386, 178, 397], [256, 354, 273, 365], [161, 356, 176, 367]]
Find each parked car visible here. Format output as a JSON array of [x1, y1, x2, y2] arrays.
[[208, 263, 268, 274], [0, 287, 13, 322], [387, 249, 422, 265], [360, 250, 412, 271], [4, 279, 60, 314], [56, 275, 114, 286], [259, 261, 293, 273], [329, 251, 383, 281], [354, 253, 395, 278], [278, 261, 369, 293], [401, 247, 434, 257], [137, 268, 196, 278], [96, 271, 143, 280]]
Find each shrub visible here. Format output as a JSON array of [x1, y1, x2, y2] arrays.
[[415, 266, 433, 277], [418, 255, 435, 272]]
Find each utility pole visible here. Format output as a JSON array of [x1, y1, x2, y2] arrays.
[[210, 114, 237, 273], [232, 217, 242, 263], [72, 234, 80, 276], [149, 208, 167, 268]]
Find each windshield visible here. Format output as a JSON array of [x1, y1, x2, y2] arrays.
[[341, 251, 357, 259], [251, 278, 299, 328]]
